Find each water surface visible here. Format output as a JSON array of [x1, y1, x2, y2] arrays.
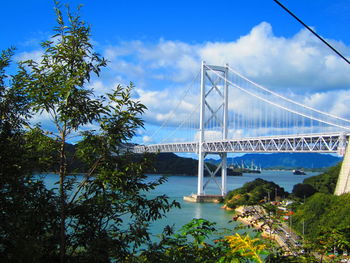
[[41, 170, 318, 237], [146, 170, 318, 235]]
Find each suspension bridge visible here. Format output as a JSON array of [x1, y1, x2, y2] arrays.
[[133, 62, 350, 200]]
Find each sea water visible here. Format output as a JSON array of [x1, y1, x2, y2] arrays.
[[146, 170, 318, 236], [41, 170, 318, 237]]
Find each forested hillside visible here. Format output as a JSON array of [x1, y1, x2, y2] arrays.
[[291, 163, 350, 243], [302, 162, 341, 194], [224, 178, 289, 209]]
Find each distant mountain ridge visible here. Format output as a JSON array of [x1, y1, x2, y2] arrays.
[[206, 153, 342, 169], [147, 153, 219, 176]]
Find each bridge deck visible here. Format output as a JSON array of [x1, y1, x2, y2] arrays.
[[134, 132, 349, 154]]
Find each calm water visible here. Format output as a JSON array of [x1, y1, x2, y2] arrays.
[[41, 170, 318, 237], [145, 170, 319, 236]]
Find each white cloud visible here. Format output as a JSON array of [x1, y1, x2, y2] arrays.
[[199, 22, 350, 90], [101, 22, 350, 131], [15, 50, 43, 63], [142, 135, 153, 144], [16, 22, 350, 144], [303, 89, 350, 119]]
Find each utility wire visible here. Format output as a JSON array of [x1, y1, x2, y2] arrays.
[[273, 0, 350, 65]]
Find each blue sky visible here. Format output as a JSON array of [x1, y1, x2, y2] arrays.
[[2, 0, 350, 145], [2, 0, 350, 46]]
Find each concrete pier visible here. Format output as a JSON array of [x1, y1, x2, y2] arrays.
[[183, 194, 223, 203], [335, 138, 350, 195]]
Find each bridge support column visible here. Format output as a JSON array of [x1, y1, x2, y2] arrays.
[[197, 151, 205, 195], [221, 63, 228, 196], [197, 61, 206, 196], [335, 137, 350, 195], [221, 153, 227, 196]]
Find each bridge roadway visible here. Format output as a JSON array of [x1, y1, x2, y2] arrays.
[[133, 132, 349, 154]]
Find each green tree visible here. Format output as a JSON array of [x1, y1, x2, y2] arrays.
[[0, 49, 60, 262], [292, 183, 316, 199], [18, 3, 107, 260], [303, 163, 341, 194], [14, 3, 179, 262]]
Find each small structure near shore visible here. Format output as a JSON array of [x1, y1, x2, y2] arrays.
[[183, 194, 223, 203]]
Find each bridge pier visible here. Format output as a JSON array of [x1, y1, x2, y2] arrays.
[[221, 153, 227, 196], [335, 137, 350, 195], [197, 152, 205, 195]]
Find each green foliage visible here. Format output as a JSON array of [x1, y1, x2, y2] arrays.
[[289, 164, 350, 260], [16, 3, 110, 260], [134, 218, 269, 263], [303, 162, 341, 194], [316, 228, 350, 253], [146, 153, 200, 175], [293, 192, 350, 242], [177, 218, 217, 246], [291, 183, 317, 199], [0, 48, 61, 262], [224, 178, 288, 209], [1, 3, 179, 262], [24, 126, 61, 172]]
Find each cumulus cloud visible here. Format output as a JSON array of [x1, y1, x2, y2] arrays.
[[101, 22, 350, 132], [199, 22, 350, 90], [105, 22, 350, 93], [17, 22, 350, 144], [303, 90, 350, 119]]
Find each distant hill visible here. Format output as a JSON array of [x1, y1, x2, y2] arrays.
[[206, 153, 342, 169], [146, 153, 200, 175], [146, 153, 240, 176]]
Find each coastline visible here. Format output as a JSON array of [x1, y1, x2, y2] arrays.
[[229, 205, 289, 248], [234, 206, 268, 232], [228, 205, 277, 240]]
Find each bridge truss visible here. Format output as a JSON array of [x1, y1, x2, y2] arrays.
[[133, 132, 349, 154]]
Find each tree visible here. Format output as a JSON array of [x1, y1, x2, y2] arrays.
[[18, 3, 107, 260], [292, 183, 316, 199], [0, 49, 61, 262], [15, 3, 179, 262]]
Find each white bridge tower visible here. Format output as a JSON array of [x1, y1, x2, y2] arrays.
[[197, 62, 229, 197]]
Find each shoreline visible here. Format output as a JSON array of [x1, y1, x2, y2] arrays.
[[224, 205, 278, 240], [229, 205, 289, 248], [234, 206, 270, 234]]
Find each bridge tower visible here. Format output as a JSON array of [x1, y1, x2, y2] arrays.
[[197, 62, 229, 197]]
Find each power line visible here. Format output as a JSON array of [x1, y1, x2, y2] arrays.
[[273, 0, 350, 65]]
